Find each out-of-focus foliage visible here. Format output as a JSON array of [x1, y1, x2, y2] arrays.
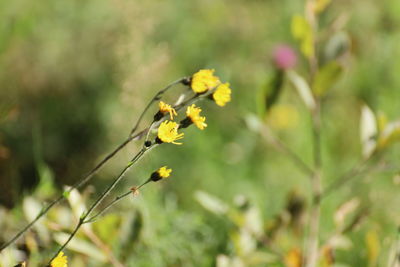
[[1, 0, 400, 266]]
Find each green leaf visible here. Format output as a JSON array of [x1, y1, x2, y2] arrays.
[[312, 61, 343, 96], [291, 15, 314, 58], [63, 191, 70, 198]]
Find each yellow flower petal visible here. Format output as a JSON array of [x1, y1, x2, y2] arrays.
[[213, 83, 231, 107], [157, 166, 172, 178], [157, 121, 184, 145], [191, 69, 221, 93], [186, 104, 207, 130], [159, 101, 177, 120], [51, 252, 68, 267]]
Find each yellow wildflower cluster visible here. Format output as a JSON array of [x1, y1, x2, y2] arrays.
[[154, 69, 231, 145], [51, 252, 68, 267], [190, 69, 232, 107], [186, 104, 207, 130]]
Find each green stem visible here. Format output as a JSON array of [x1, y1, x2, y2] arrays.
[[0, 78, 187, 252], [48, 146, 150, 264], [85, 179, 151, 224]]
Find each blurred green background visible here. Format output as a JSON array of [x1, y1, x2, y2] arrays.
[[0, 0, 399, 266]]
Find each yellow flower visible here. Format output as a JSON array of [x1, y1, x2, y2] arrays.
[[191, 69, 220, 93], [284, 249, 302, 267], [157, 166, 172, 178], [213, 83, 231, 107], [157, 121, 184, 145], [51, 252, 68, 267], [186, 104, 207, 130], [158, 101, 177, 120], [151, 166, 172, 182]]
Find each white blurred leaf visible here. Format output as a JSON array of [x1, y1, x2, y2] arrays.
[[216, 255, 244, 267], [216, 255, 231, 267], [65, 186, 92, 231], [360, 105, 377, 158], [23, 197, 50, 244], [329, 235, 353, 250], [244, 206, 263, 238], [334, 198, 360, 227], [194, 191, 229, 215], [231, 229, 257, 256], [65, 187, 87, 220], [287, 70, 316, 110], [244, 114, 263, 133], [53, 233, 107, 262]]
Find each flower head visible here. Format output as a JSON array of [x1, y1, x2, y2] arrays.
[[51, 252, 68, 267], [151, 166, 172, 182], [158, 101, 177, 120], [157, 121, 184, 145], [185, 104, 207, 130], [272, 45, 297, 70], [213, 83, 232, 107], [191, 69, 221, 93]]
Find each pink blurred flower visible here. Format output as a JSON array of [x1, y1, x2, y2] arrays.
[[272, 45, 297, 70]]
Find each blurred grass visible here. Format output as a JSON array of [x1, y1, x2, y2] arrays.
[[0, 0, 400, 266]]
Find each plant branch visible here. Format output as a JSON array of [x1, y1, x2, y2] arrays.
[[259, 123, 314, 177], [48, 145, 151, 264], [305, 101, 323, 267], [321, 153, 381, 199], [85, 179, 150, 224], [0, 78, 187, 252]]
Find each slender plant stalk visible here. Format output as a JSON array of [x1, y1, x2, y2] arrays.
[[46, 82, 219, 263], [83, 228, 124, 267], [305, 101, 322, 267], [85, 179, 150, 224], [321, 153, 380, 199], [259, 123, 314, 177], [303, 0, 323, 265], [389, 227, 400, 267], [48, 145, 152, 264], [0, 78, 186, 252]]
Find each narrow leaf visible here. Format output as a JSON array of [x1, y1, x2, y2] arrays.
[[313, 61, 343, 96], [287, 70, 316, 110], [360, 105, 377, 158]]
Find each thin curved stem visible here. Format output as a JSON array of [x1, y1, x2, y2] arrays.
[[259, 123, 314, 177], [321, 154, 379, 199], [0, 78, 187, 252], [85, 179, 150, 224], [129, 78, 187, 136], [49, 146, 151, 264]]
